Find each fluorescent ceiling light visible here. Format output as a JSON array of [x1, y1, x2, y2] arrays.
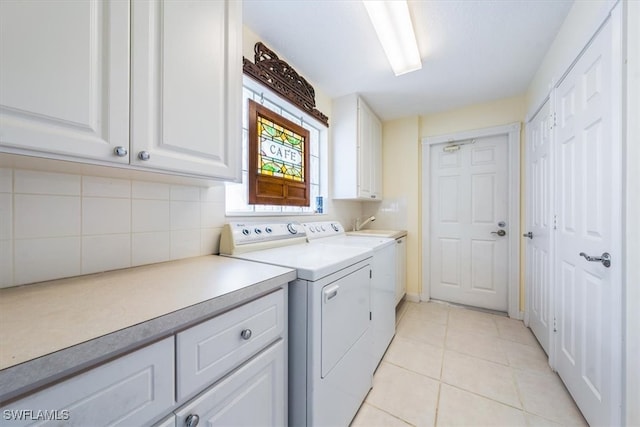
[[363, 0, 422, 76]]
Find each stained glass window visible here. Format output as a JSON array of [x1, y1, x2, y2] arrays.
[[257, 116, 305, 182], [248, 99, 311, 206]]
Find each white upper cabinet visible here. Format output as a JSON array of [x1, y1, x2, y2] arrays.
[[0, 0, 130, 164], [131, 0, 241, 181], [332, 94, 383, 201], [0, 0, 242, 182]]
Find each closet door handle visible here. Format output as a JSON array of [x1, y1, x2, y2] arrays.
[[522, 232, 533, 239], [579, 252, 611, 268]]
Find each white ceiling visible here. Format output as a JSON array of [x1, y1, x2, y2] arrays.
[[243, 0, 573, 121]]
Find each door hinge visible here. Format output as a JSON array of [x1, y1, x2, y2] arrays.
[[553, 214, 558, 230], [370, 312, 372, 321], [553, 317, 558, 333], [550, 112, 557, 129], [370, 270, 372, 279]]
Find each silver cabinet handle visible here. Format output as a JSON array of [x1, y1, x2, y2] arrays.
[[185, 414, 199, 427], [240, 329, 252, 340], [138, 151, 150, 161], [522, 232, 533, 239], [491, 230, 506, 237], [579, 252, 611, 268], [113, 146, 128, 157]]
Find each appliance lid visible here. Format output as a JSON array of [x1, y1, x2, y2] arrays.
[[228, 242, 372, 281]]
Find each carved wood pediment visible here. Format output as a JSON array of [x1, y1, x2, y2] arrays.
[[243, 42, 329, 127]]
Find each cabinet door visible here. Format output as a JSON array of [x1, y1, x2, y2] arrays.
[[357, 100, 372, 199], [131, 0, 242, 181], [1, 338, 175, 427], [175, 340, 285, 427], [370, 112, 383, 199], [0, 0, 130, 163]]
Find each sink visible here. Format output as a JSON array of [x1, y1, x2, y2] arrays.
[[347, 229, 407, 239]]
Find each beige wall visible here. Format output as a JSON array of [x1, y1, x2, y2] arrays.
[[363, 117, 421, 298]]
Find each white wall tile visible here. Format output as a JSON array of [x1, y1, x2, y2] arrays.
[[171, 229, 201, 260], [132, 181, 171, 200], [0, 240, 13, 288], [132, 232, 170, 266], [82, 176, 131, 198], [132, 199, 170, 233], [14, 237, 81, 285], [82, 234, 131, 274], [200, 201, 226, 228], [0, 193, 11, 240], [171, 185, 201, 201], [201, 227, 222, 255], [200, 184, 225, 202], [14, 195, 81, 239], [0, 168, 12, 193], [14, 170, 80, 195], [171, 201, 200, 230], [82, 197, 131, 235]]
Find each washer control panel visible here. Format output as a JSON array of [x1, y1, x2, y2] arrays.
[[226, 222, 304, 245], [303, 221, 345, 240]]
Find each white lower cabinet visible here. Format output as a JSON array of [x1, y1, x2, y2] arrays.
[[0, 337, 175, 427], [174, 340, 285, 427], [1, 288, 287, 427]]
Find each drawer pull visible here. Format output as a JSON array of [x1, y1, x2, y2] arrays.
[[240, 329, 252, 340], [185, 414, 199, 427]]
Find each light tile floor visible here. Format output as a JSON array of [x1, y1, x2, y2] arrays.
[[351, 301, 588, 427]]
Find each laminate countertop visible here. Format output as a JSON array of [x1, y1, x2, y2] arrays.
[[0, 255, 296, 404]]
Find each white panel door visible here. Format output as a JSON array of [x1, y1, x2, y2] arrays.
[[0, 0, 129, 163], [525, 100, 553, 355], [554, 9, 622, 426], [430, 135, 509, 311], [131, 0, 241, 180]]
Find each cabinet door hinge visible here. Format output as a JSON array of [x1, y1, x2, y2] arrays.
[[550, 112, 557, 129], [553, 214, 558, 230], [553, 317, 558, 333], [370, 270, 372, 279], [370, 312, 372, 321]]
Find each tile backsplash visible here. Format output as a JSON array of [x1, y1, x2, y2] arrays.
[[0, 168, 226, 288]]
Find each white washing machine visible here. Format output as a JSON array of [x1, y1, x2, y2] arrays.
[[302, 221, 396, 372], [219, 222, 373, 427]]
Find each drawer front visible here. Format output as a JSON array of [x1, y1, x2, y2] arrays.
[[1, 337, 175, 427], [175, 340, 285, 427], [176, 289, 285, 401]]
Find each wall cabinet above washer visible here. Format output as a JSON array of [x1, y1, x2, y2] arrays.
[[0, 0, 241, 182], [332, 94, 383, 201]]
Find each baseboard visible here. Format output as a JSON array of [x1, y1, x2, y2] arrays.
[[404, 292, 421, 303]]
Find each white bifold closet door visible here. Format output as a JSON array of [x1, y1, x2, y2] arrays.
[[553, 6, 622, 426], [525, 99, 553, 356]]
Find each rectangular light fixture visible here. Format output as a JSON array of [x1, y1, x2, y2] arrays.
[[363, 0, 422, 76]]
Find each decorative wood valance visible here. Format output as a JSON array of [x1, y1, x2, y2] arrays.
[[243, 42, 329, 127]]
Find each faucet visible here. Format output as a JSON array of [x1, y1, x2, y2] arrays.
[[354, 216, 376, 231]]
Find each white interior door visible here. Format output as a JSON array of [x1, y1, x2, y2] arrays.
[[430, 135, 509, 311], [554, 8, 622, 426], [525, 100, 553, 355]]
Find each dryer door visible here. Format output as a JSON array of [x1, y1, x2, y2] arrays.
[[321, 265, 370, 377]]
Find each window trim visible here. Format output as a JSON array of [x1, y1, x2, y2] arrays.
[[224, 77, 328, 217]]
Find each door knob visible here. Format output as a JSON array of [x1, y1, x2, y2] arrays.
[[138, 151, 150, 161], [522, 232, 533, 239], [491, 230, 506, 237], [579, 252, 611, 268]]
